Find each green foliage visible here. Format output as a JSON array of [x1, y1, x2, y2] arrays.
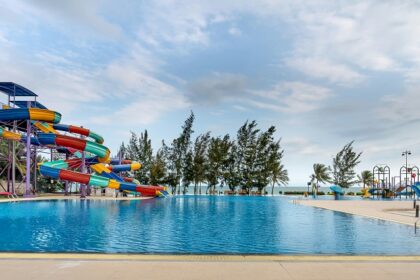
[[205, 135, 232, 194], [268, 141, 289, 195], [36, 176, 64, 193], [121, 114, 288, 195], [331, 141, 362, 188], [191, 132, 210, 194], [150, 148, 167, 186], [310, 163, 331, 196], [125, 130, 153, 184], [358, 170, 373, 188]]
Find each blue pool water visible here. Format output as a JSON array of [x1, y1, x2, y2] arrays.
[[0, 196, 418, 254]]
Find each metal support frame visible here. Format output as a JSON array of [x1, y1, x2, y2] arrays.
[[80, 127, 86, 199], [372, 165, 391, 199], [0, 84, 39, 197], [399, 165, 419, 199]]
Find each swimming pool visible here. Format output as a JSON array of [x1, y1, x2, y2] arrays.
[[0, 196, 418, 254]]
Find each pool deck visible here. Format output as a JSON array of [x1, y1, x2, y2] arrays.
[[295, 199, 418, 226], [1, 254, 420, 279]]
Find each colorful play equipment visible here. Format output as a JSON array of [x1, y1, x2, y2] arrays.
[[0, 82, 168, 197], [369, 165, 391, 198], [329, 185, 344, 200]]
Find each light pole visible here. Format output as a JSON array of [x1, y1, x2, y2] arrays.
[[402, 150, 411, 190]]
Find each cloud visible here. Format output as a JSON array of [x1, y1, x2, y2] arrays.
[[228, 27, 242, 36], [22, 0, 122, 38], [249, 81, 332, 113], [283, 137, 326, 156], [186, 73, 248, 105], [285, 57, 364, 85], [282, 1, 420, 84]]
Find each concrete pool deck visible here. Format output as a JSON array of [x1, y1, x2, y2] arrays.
[[1, 254, 420, 280], [295, 199, 418, 226]]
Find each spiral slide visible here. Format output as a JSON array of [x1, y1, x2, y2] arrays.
[[0, 107, 167, 197]]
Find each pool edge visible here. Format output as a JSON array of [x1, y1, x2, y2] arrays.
[[0, 253, 419, 262]]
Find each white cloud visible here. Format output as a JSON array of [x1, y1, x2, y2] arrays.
[[286, 57, 364, 85], [283, 137, 327, 156], [22, 0, 122, 39], [249, 81, 332, 113], [228, 27, 241, 36]]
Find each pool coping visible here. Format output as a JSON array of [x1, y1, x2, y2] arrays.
[[0, 253, 419, 262]]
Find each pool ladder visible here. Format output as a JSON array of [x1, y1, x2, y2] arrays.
[[415, 218, 420, 234]]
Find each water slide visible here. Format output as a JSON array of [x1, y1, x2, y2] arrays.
[[0, 107, 167, 197], [412, 183, 420, 197], [330, 185, 344, 200]]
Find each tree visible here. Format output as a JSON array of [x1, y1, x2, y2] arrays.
[[225, 141, 241, 192], [117, 142, 126, 160], [358, 170, 373, 189], [267, 141, 289, 195], [236, 121, 260, 194], [253, 126, 277, 193], [191, 132, 210, 194], [168, 112, 195, 194], [126, 132, 139, 161], [205, 136, 225, 194], [161, 140, 178, 192], [182, 150, 194, 194], [310, 163, 331, 195], [137, 130, 153, 184], [331, 141, 362, 188], [150, 148, 167, 186]]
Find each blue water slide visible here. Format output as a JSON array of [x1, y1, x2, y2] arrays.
[[330, 185, 344, 195], [413, 184, 420, 197]]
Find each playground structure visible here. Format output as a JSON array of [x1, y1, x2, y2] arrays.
[[369, 165, 391, 198], [328, 163, 420, 200], [365, 164, 419, 199], [0, 82, 168, 198]]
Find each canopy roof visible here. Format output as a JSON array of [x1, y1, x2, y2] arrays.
[[11, 100, 47, 109], [0, 82, 38, 97]]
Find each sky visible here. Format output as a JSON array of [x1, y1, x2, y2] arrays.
[[1, 0, 420, 186]]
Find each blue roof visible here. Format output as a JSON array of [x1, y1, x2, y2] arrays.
[[0, 82, 38, 97], [11, 100, 47, 109]]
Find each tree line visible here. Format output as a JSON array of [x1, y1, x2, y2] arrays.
[[118, 112, 289, 195], [310, 141, 373, 192]]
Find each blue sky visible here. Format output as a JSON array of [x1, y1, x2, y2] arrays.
[[1, 0, 420, 186]]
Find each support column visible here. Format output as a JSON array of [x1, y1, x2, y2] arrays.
[[80, 127, 86, 199], [64, 153, 69, 196], [33, 146, 37, 194], [24, 101, 31, 197]]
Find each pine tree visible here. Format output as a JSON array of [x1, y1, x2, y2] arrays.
[[332, 141, 362, 188], [192, 132, 210, 194], [236, 121, 259, 194], [150, 148, 167, 185], [168, 112, 195, 194], [136, 130, 153, 184]]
